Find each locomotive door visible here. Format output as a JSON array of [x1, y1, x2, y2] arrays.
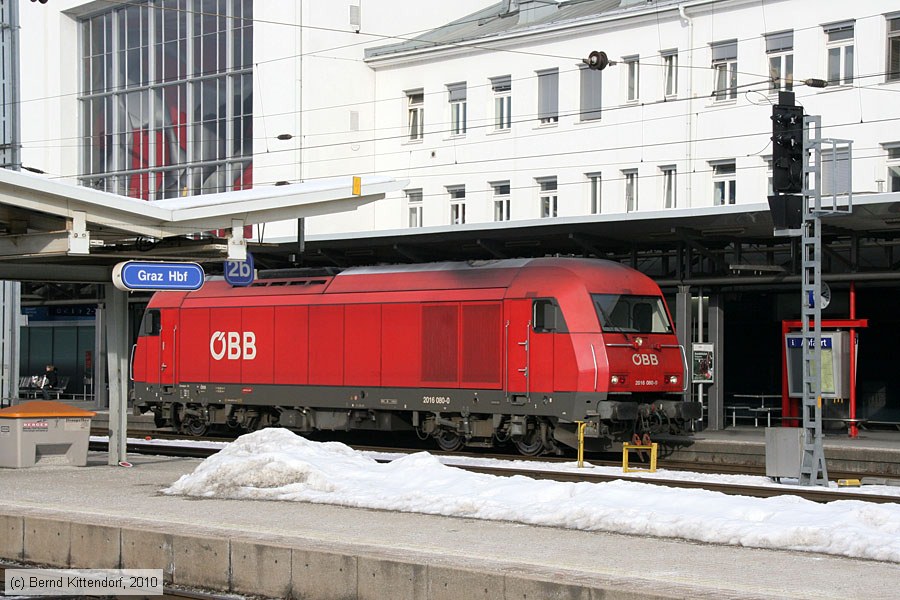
[[157, 310, 178, 393], [505, 299, 557, 402], [505, 300, 532, 401]]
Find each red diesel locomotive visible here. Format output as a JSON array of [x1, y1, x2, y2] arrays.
[[132, 257, 700, 454]]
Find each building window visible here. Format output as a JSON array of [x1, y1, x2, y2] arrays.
[[79, 0, 253, 199], [711, 40, 737, 100], [538, 178, 557, 218], [491, 75, 512, 130], [406, 189, 423, 228], [447, 82, 467, 136], [537, 69, 559, 124], [889, 17, 900, 82], [765, 156, 774, 196], [492, 181, 511, 221], [662, 50, 678, 98], [349, 3, 361, 32], [887, 147, 900, 192], [661, 166, 676, 209], [448, 186, 466, 225], [624, 56, 639, 102], [623, 169, 638, 212], [587, 173, 601, 214], [712, 161, 737, 205], [824, 22, 854, 86], [579, 67, 602, 121], [765, 31, 794, 92], [407, 90, 424, 141]]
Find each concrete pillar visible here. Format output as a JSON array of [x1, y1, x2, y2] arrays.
[[94, 305, 108, 409], [675, 285, 693, 405], [707, 293, 725, 430], [0, 281, 21, 406], [103, 285, 129, 465]]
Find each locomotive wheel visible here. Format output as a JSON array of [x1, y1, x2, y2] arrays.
[[182, 417, 208, 437], [435, 430, 464, 452], [513, 431, 545, 456]]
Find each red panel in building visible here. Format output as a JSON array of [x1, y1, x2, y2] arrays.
[[344, 304, 381, 387], [381, 303, 421, 387], [208, 307, 242, 384], [460, 302, 502, 389], [421, 303, 459, 387], [179, 308, 210, 383], [273, 306, 309, 385], [309, 305, 344, 385], [241, 307, 274, 384]]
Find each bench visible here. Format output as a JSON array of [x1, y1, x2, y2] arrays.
[[19, 375, 70, 400], [729, 394, 783, 427]]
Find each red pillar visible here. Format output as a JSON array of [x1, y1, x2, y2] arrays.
[[849, 282, 858, 438]]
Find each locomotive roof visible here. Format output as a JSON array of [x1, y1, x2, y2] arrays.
[[154, 257, 660, 307], [325, 257, 658, 295]]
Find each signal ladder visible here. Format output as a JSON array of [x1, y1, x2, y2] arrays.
[[799, 115, 852, 486]]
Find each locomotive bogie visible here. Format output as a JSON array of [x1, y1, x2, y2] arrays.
[[132, 258, 700, 453]]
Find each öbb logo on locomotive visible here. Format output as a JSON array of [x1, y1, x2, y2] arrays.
[[133, 258, 702, 455], [632, 353, 659, 366], [209, 331, 257, 361]]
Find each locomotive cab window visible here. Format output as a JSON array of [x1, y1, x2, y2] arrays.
[[592, 294, 672, 334], [139, 309, 161, 337], [533, 299, 566, 333]]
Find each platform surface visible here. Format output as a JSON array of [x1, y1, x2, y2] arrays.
[[0, 451, 899, 600]]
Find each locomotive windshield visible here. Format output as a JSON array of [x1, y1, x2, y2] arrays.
[[592, 294, 673, 334]]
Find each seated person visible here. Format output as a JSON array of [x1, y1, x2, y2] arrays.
[[40, 364, 59, 400]]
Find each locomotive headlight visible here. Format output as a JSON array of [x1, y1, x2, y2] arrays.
[[668, 375, 679, 385], [610, 375, 625, 385]]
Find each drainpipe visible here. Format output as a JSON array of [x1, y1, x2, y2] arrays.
[[679, 4, 693, 207]]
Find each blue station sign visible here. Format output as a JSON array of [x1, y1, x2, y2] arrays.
[[224, 251, 255, 287], [786, 336, 834, 349], [113, 261, 205, 292]]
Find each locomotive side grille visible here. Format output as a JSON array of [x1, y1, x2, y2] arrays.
[[422, 304, 459, 383], [461, 303, 502, 385]]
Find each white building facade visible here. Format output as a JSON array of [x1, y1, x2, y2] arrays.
[[17, 0, 900, 242]]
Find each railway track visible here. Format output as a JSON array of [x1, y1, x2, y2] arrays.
[[91, 427, 876, 480], [88, 434, 900, 505]]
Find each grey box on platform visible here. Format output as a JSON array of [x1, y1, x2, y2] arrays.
[[765, 427, 803, 479], [0, 402, 95, 468]]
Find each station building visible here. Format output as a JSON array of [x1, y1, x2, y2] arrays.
[[13, 0, 900, 428]]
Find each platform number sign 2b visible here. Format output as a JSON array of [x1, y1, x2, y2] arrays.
[[224, 252, 255, 287]]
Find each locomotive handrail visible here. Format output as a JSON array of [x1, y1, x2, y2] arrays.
[[504, 320, 509, 396], [666, 344, 689, 392], [517, 322, 531, 400], [605, 343, 634, 347], [590, 344, 598, 392], [129, 344, 136, 382]]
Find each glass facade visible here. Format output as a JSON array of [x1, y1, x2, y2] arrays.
[[79, 0, 253, 200]]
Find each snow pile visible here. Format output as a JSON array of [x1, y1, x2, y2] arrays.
[[164, 428, 900, 562]]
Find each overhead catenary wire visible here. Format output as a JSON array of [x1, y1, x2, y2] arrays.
[[16, 2, 892, 130], [18, 1, 896, 197]]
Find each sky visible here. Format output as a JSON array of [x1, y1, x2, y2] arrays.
[[158, 429, 900, 564]]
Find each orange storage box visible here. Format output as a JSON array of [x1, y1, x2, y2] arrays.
[[0, 401, 96, 468]]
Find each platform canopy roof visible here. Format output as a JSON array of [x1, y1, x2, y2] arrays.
[[0, 169, 407, 280]]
